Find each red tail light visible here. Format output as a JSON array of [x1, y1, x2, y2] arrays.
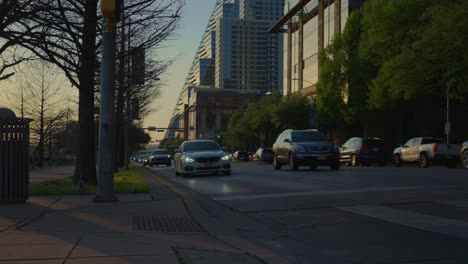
[[381, 146, 388, 152], [360, 146, 370, 151], [433, 144, 438, 153]]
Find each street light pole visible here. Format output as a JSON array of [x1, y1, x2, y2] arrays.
[[446, 86, 450, 144], [95, 1, 118, 202]]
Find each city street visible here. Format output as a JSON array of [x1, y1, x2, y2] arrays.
[[150, 162, 468, 264]]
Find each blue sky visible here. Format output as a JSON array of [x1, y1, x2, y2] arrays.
[[145, 0, 218, 140]]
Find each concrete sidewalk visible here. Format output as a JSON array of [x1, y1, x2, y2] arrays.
[[0, 168, 262, 264], [30, 166, 75, 183]]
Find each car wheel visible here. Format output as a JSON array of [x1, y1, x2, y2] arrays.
[[330, 163, 340, 170], [273, 155, 281, 170], [289, 153, 298, 171], [351, 154, 359, 167], [419, 153, 429, 168], [166, 161, 171, 167], [394, 154, 402, 167], [309, 164, 318, 170], [462, 151, 468, 169]]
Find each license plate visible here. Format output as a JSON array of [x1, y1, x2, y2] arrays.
[[317, 156, 326, 160]]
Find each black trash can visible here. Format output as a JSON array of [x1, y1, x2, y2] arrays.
[[0, 108, 31, 203]]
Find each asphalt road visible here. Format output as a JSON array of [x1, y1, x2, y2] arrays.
[[150, 162, 468, 264]]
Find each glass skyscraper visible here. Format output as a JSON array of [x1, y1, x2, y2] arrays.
[[169, 0, 285, 140]]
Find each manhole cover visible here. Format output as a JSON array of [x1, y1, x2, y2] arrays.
[[134, 216, 205, 232]]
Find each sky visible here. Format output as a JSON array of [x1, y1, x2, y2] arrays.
[[144, 0, 218, 141]]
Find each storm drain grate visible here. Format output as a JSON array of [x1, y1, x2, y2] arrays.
[[134, 216, 205, 232]]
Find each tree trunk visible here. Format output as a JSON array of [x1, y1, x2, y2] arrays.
[[77, 0, 99, 184]]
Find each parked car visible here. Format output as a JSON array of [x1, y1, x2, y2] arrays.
[[174, 140, 231, 177], [340, 137, 388, 166], [393, 137, 460, 168], [461, 141, 468, 169], [272, 129, 340, 171], [254, 148, 273, 162], [149, 149, 171, 167], [233, 151, 250, 161]]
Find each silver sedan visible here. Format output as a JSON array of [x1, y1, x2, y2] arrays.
[[174, 140, 231, 177]]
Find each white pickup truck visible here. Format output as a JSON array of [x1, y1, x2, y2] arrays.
[[393, 137, 460, 168]]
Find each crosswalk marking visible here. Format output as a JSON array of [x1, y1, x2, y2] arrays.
[[339, 205, 468, 241], [212, 185, 461, 201]]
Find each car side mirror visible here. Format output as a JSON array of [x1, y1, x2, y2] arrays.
[[403, 145, 408, 148], [284, 138, 291, 143]]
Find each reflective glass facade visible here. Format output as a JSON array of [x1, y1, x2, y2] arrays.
[[280, 0, 365, 95]]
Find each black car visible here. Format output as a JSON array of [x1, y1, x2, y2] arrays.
[[234, 151, 250, 161], [272, 129, 340, 171], [340, 137, 388, 166], [149, 149, 171, 167]]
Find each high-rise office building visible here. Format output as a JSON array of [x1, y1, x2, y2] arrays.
[[270, 0, 367, 96], [170, 0, 285, 140]]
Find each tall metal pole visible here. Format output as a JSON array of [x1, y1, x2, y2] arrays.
[[124, 16, 131, 170], [95, 16, 118, 202], [446, 86, 450, 144]]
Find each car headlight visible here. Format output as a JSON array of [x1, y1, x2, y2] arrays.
[[184, 157, 195, 162], [167, 155, 171, 158], [221, 155, 230, 161], [294, 146, 306, 153]]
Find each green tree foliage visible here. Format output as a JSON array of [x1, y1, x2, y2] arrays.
[[226, 93, 313, 149], [317, 9, 373, 126], [158, 137, 184, 155], [369, 0, 468, 107], [318, 0, 468, 122], [128, 124, 151, 154], [272, 94, 313, 130]]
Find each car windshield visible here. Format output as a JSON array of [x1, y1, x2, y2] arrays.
[[291, 131, 325, 142], [183, 141, 222, 152], [152, 150, 168, 155]]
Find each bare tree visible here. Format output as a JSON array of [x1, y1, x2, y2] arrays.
[[21, 61, 69, 167], [0, 0, 48, 81], [3, 0, 183, 181]]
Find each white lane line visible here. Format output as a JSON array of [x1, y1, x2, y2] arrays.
[[339, 205, 468, 241], [212, 185, 461, 201], [439, 200, 468, 209]]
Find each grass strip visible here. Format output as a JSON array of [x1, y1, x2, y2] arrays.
[[30, 168, 150, 196]]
